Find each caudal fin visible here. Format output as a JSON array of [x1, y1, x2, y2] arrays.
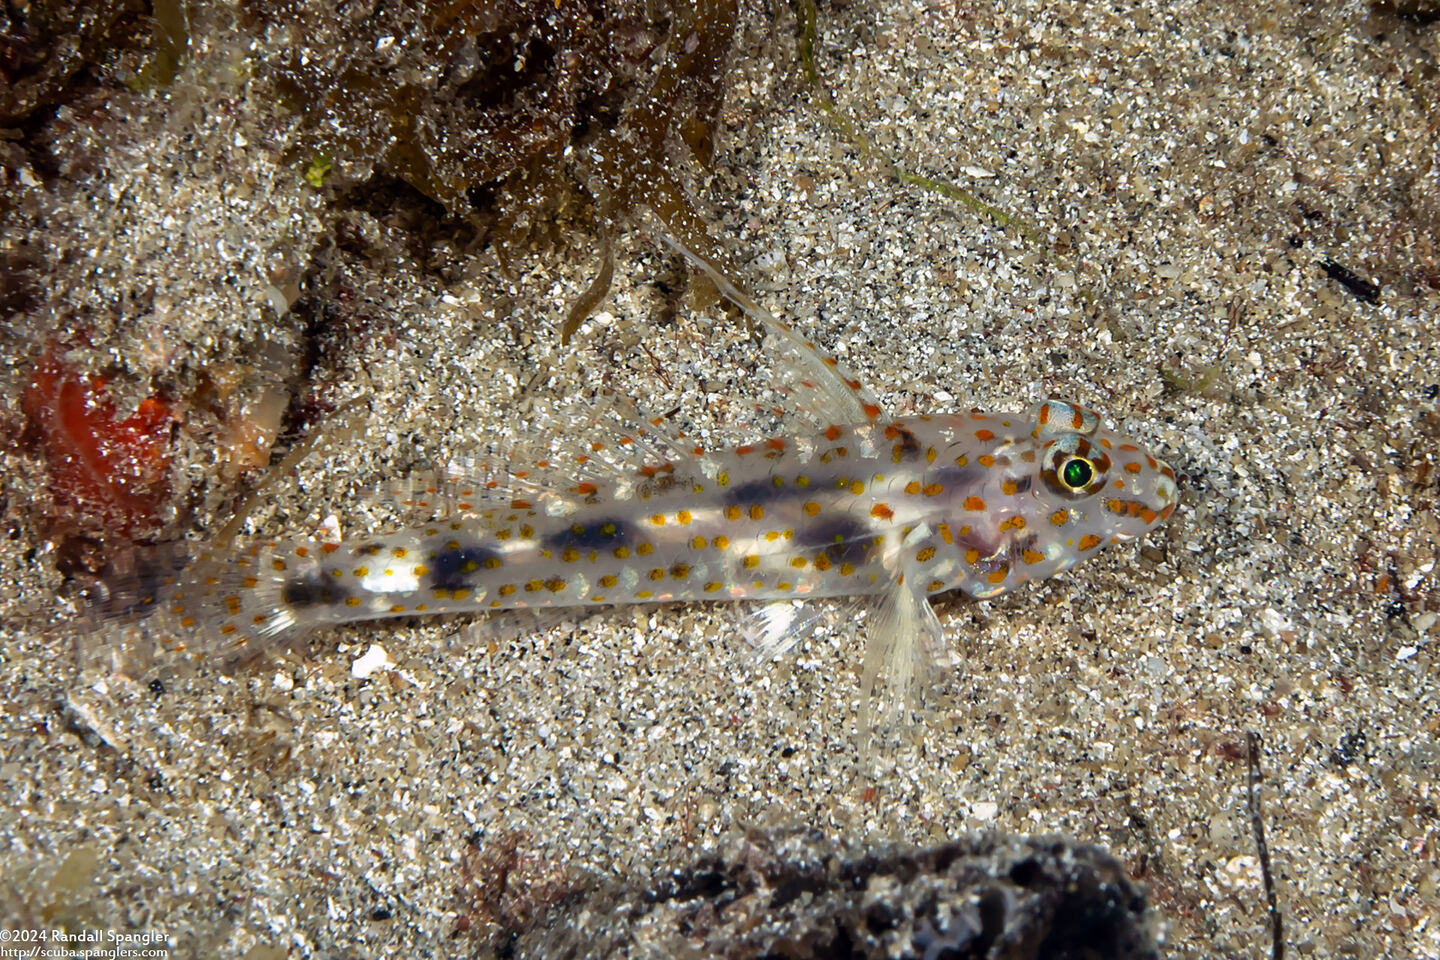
[[74, 540, 307, 677]]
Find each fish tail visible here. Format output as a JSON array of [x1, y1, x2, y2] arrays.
[[77, 541, 304, 675]]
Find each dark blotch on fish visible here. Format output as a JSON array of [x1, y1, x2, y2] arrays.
[[549, 518, 634, 551], [723, 479, 792, 508], [426, 545, 502, 594], [281, 575, 348, 608], [797, 517, 876, 565]]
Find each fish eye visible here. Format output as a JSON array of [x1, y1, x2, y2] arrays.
[[1041, 436, 1110, 499], [1060, 457, 1094, 490]]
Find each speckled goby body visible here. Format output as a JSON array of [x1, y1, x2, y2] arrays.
[[84, 256, 1177, 739], [148, 402, 1174, 637]]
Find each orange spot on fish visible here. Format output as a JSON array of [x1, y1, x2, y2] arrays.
[[871, 503, 894, 520], [963, 496, 986, 511]]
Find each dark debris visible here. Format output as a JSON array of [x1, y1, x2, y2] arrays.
[[1320, 259, 1381, 304], [509, 829, 1160, 960]]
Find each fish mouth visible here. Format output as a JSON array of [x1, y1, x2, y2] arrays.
[[1154, 471, 1178, 509], [1146, 460, 1180, 521], [1151, 467, 1179, 521]]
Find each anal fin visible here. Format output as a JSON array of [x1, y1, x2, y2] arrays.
[[735, 598, 862, 660]]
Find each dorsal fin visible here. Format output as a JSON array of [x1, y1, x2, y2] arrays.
[[385, 388, 705, 523], [654, 226, 888, 433]]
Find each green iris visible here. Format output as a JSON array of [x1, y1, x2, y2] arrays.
[[1061, 458, 1094, 489]]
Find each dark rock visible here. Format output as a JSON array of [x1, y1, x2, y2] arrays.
[[512, 829, 1160, 959]]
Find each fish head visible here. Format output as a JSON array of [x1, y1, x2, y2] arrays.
[[1023, 399, 1177, 555], [921, 401, 1177, 599]]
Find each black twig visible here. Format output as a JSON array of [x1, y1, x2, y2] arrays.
[[1320, 259, 1380, 304], [1247, 730, 1284, 960]]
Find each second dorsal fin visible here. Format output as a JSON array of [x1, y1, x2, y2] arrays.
[[385, 388, 707, 523]]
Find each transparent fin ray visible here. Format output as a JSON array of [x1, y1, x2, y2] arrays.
[[654, 223, 886, 434], [857, 523, 954, 757], [74, 541, 309, 678], [385, 388, 706, 524], [734, 597, 864, 660]]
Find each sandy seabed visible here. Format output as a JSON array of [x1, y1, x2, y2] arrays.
[[1, 0, 1436, 956]]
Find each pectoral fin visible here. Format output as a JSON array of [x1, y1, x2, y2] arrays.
[[858, 523, 955, 757]]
